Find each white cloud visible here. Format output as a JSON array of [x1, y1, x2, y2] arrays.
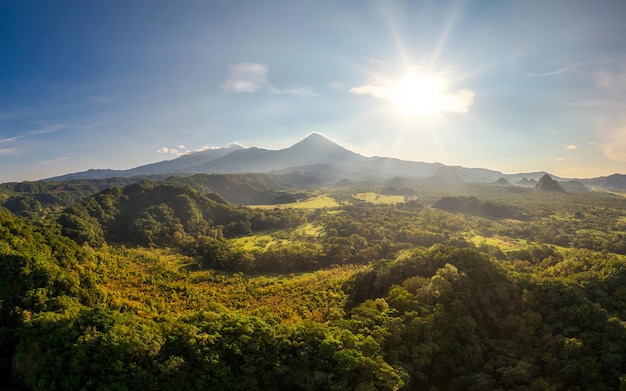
[[566, 145, 577, 150], [350, 84, 394, 100], [229, 142, 245, 148], [221, 62, 270, 93], [157, 147, 183, 155], [178, 144, 186, 149], [193, 146, 217, 152], [187, 142, 244, 153]]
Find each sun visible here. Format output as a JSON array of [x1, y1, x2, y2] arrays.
[[350, 69, 475, 117], [391, 73, 448, 117]]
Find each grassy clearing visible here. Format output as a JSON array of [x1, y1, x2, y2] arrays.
[[230, 234, 285, 252], [100, 247, 360, 323], [468, 233, 530, 251], [352, 192, 405, 205], [252, 195, 339, 209], [229, 223, 325, 252]]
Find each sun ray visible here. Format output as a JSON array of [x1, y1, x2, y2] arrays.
[[428, 0, 465, 72]]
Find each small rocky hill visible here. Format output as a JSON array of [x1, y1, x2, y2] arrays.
[[431, 166, 464, 184], [492, 177, 510, 186], [535, 174, 565, 192]]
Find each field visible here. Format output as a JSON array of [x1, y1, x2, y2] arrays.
[[352, 192, 406, 204], [252, 195, 340, 209]]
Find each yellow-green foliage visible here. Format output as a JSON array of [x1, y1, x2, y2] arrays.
[[468, 233, 530, 252], [229, 223, 324, 252], [97, 246, 357, 323], [230, 233, 283, 252], [253, 195, 339, 209], [352, 192, 405, 205]]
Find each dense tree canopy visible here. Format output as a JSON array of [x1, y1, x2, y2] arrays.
[[1, 179, 626, 390]]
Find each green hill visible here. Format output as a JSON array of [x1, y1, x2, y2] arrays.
[[2, 183, 626, 389]]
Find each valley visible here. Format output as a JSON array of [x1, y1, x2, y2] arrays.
[[2, 168, 626, 389]]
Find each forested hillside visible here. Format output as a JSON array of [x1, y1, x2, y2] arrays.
[[1, 180, 626, 390], [0, 173, 315, 220]]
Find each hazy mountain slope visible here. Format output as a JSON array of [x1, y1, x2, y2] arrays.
[[36, 133, 626, 192], [581, 173, 626, 192], [124, 144, 244, 175], [191, 133, 367, 173], [359, 156, 441, 177], [47, 145, 243, 181]]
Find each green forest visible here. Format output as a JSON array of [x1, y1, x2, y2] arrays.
[[2, 175, 626, 390]]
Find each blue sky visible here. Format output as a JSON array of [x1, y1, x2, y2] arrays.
[[1, 0, 626, 182]]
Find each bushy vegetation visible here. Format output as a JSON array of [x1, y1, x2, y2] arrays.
[[2, 179, 626, 390]]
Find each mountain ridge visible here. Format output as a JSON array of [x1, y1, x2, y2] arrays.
[[41, 133, 626, 191]]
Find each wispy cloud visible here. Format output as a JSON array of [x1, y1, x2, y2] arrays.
[[28, 123, 66, 135], [0, 137, 18, 144], [350, 84, 394, 100], [367, 57, 385, 65], [221, 62, 315, 96], [0, 148, 18, 155], [527, 65, 573, 78], [275, 86, 316, 97], [566, 145, 577, 150], [41, 156, 69, 165], [0, 123, 67, 157], [328, 80, 346, 91]]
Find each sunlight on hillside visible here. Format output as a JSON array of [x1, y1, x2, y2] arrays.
[[352, 192, 405, 204], [99, 247, 360, 323], [252, 195, 339, 209]]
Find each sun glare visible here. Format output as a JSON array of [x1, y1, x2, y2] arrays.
[[391, 73, 448, 117]]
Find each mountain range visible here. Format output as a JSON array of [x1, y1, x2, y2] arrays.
[[45, 132, 626, 192]]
